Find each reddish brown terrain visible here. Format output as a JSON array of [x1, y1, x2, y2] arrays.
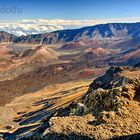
[[0, 23, 140, 139], [0, 41, 139, 140]]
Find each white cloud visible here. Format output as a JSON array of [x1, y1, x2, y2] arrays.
[[21, 19, 95, 26], [21, 17, 140, 26], [0, 17, 140, 36], [0, 22, 64, 36]]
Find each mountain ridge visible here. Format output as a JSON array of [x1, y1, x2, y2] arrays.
[[1, 22, 140, 44], [14, 22, 140, 44]]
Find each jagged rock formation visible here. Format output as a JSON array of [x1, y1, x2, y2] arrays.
[[83, 66, 140, 115], [89, 66, 134, 90], [40, 66, 140, 140]]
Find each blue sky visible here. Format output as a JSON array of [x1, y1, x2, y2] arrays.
[[0, 0, 140, 36], [0, 0, 140, 20]]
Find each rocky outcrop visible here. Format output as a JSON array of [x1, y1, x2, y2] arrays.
[[41, 66, 140, 139], [88, 66, 134, 90]]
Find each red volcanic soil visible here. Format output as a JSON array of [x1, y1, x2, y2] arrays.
[[77, 68, 105, 79], [0, 51, 11, 55], [84, 47, 109, 56], [0, 44, 11, 55], [79, 47, 112, 63]]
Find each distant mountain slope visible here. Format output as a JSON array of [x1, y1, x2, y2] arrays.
[[0, 31, 16, 42], [13, 22, 140, 44], [135, 62, 140, 67], [109, 46, 140, 66]]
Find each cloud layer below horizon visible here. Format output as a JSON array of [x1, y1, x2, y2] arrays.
[[0, 17, 140, 36]]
